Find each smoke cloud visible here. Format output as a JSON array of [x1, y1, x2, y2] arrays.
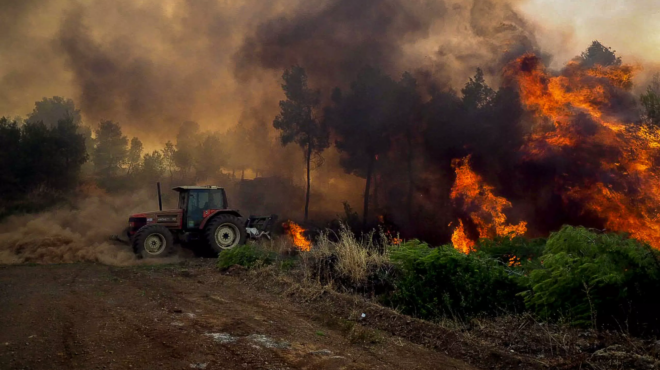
[[0, 0, 539, 137]]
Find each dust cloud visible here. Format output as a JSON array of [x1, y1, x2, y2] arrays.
[[0, 191, 179, 266]]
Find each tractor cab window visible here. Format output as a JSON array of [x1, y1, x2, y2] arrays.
[[186, 189, 226, 228]]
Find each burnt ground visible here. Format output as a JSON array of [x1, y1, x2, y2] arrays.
[[0, 260, 474, 370]]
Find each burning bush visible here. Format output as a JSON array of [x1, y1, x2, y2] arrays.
[[521, 226, 660, 335], [387, 240, 523, 320]]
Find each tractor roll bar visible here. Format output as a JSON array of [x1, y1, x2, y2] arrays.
[[157, 182, 163, 211]]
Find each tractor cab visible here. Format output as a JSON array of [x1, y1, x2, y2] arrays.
[[174, 186, 228, 230]]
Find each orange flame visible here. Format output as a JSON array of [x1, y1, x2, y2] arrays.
[[283, 221, 311, 251], [507, 255, 521, 267], [451, 220, 475, 254], [506, 54, 660, 248], [450, 156, 527, 253], [378, 215, 403, 245]]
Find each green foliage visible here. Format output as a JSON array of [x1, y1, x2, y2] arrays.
[[641, 73, 660, 127], [580, 40, 621, 67], [388, 240, 523, 320], [193, 133, 229, 182], [217, 244, 277, 270], [126, 137, 143, 174], [325, 66, 404, 225], [92, 120, 128, 178], [173, 121, 199, 180], [521, 226, 660, 333], [0, 116, 87, 197], [140, 150, 165, 182], [274, 66, 329, 153], [278, 257, 298, 272], [479, 235, 546, 267], [26, 96, 82, 128], [273, 66, 330, 222], [462, 68, 495, 110]]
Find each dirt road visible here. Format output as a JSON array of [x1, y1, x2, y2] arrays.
[[0, 261, 475, 370]]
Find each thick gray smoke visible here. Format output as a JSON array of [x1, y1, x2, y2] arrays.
[[235, 0, 538, 92], [0, 0, 537, 139]]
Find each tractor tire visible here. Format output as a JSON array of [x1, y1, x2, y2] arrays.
[[205, 214, 246, 254], [132, 224, 175, 259]]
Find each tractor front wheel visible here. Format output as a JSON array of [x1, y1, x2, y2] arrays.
[[205, 214, 246, 254], [132, 225, 175, 259]]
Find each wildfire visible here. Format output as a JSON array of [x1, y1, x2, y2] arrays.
[[506, 54, 660, 248], [378, 215, 403, 245], [450, 156, 527, 253], [283, 221, 311, 251], [451, 220, 475, 254]]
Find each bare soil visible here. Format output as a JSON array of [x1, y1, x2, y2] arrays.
[[0, 260, 475, 370]]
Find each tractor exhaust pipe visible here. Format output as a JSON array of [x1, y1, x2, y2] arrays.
[[157, 182, 163, 211]]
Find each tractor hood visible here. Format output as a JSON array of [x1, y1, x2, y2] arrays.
[[129, 210, 180, 220], [128, 210, 183, 235]]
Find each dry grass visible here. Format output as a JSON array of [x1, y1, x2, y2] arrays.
[[253, 235, 299, 255], [301, 224, 390, 287]]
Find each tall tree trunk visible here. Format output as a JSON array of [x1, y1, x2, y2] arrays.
[[373, 175, 379, 214], [406, 130, 413, 223], [363, 155, 375, 228], [304, 141, 312, 223]]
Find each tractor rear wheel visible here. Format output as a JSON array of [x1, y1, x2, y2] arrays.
[[132, 225, 175, 259], [205, 214, 246, 254]]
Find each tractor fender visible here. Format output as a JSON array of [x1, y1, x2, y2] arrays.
[[199, 210, 243, 230]]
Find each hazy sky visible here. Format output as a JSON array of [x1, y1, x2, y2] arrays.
[[519, 0, 660, 67]]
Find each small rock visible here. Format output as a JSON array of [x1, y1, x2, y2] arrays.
[[310, 349, 333, 356], [204, 333, 237, 344], [247, 334, 290, 349], [179, 270, 192, 277]]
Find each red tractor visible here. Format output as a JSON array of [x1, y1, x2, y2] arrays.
[[122, 184, 276, 258]]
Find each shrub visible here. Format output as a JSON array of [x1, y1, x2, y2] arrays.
[[387, 240, 523, 320], [301, 227, 393, 294], [217, 244, 276, 270], [479, 235, 546, 267], [521, 226, 660, 334]]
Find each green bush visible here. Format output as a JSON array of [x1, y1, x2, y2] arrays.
[[217, 244, 276, 270], [479, 235, 546, 267], [387, 240, 523, 320], [521, 226, 660, 334]]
